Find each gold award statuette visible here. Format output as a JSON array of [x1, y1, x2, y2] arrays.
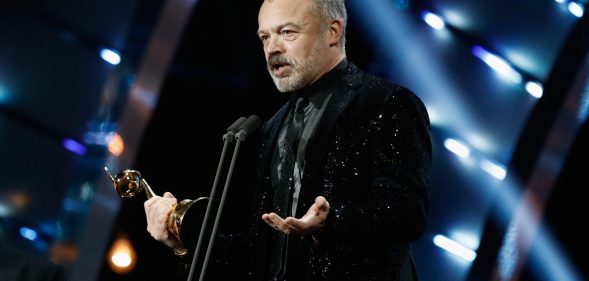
[[104, 166, 208, 241]]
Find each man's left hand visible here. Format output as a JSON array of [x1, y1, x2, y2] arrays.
[[262, 196, 330, 235]]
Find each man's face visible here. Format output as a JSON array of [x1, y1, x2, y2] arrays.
[[257, 0, 328, 92]]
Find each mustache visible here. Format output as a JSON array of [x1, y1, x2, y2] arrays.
[[267, 55, 294, 67]]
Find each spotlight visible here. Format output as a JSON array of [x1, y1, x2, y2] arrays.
[[100, 48, 121, 65]]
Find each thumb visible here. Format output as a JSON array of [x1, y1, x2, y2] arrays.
[[163, 192, 175, 199], [315, 196, 329, 212]]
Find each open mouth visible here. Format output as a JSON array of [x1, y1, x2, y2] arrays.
[[270, 62, 290, 77]]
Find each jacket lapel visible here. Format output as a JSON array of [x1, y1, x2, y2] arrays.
[[259, 102, 290, 183], [295, 62, 365, 217]]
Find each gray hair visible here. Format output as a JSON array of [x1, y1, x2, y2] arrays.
[[312, 0, 347, 48]]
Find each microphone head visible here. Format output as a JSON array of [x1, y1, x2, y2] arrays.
[[238, 115, 262, 135], [226, 116, 247, 133]]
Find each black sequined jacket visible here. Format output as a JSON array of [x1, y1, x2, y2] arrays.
[[248, 62, 432, 281]]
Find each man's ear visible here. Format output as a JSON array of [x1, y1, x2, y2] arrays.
[[327, 19, 343, 47]]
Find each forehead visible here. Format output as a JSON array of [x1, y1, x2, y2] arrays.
[[258, 0, 317, 30]]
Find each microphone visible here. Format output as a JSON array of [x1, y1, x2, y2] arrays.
[[224, 116, 247, 142], [227, 116, 247, 133], [236, 115, 262, 141]]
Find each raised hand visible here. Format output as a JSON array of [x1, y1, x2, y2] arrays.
[[262, 196, 330, 235]]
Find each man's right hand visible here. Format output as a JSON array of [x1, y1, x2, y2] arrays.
[[144, 192, 186, 253]]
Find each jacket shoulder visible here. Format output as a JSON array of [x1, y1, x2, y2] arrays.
[[346, 71, 429, 128]]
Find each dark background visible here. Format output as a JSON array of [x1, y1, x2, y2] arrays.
[[0, 0, 587, 281]]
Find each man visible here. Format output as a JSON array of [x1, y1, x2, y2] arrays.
[[144, 0, 431, 280]]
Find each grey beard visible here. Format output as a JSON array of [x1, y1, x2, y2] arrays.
[[271, 72, 308, 92]]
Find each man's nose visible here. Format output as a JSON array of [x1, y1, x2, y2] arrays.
[[265, 36, 284, 56]]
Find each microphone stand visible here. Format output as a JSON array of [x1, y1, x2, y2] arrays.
[[187, 115, 261, 281], [198, 126, 244, 281], [186, 117, 245, 281]]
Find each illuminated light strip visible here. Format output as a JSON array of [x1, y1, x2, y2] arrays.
[[62, 138, 87, 155], [19, 227, 38, 241], [472, 46, 523, 84], [100, 48, 121, 65], [568, 2, 585, 18], [434, 234, 477, 262], [525, 81, 544, 98], [480, 159, 507, 180], [444, 138, 508, 180], [421, 11, 544, 99], [421, 11, 446, 30], [444, 138, 470, 158]]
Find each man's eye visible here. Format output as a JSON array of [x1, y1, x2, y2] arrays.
[[260, 35, 269, 41], [280, 29, 298, 40]]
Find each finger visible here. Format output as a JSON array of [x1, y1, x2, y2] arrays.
[[158, 202, 172, 225], [269, 214, 297, 234], [280, 217, 301, 235], [150, 198, 166, 218], [315, 196, 329, 214], [148, 200, 174, 232], [262, 213, 297, 234], [160, 192, 178, 204], [147, 211, 166, 234], [154, 195, 176, 212], [284, 217, 305, 230], [262, 213, 281, 229], [262, 213, 271, 223], [268, 213, 285, 229], [268, 213, 285, 226], [144, 195, 160, 210], [145, 197, 160, 221], [315, 196, 326, 206], [313, 196, 325, 214]]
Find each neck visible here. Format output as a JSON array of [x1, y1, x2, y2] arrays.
[[309, 52, 346, 85], [294, 57, 348, 98]]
